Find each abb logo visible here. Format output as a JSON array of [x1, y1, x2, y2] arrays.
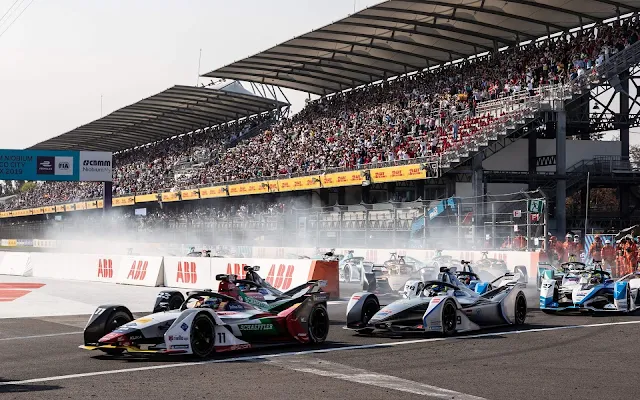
[[97, 259, 113, 278], [176, 261, 197, 284], [226, 263, 247, 276], [126, 260, 148, 281], [266, 264, 295, 290]]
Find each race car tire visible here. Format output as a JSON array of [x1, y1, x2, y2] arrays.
[[442, 299, 458, 336], [514, 292, 527, 325], [357, 296, 380, 334], [168, 293, 185, 310], [101, 310, 133, 356], [308, 304, 330, 343], [190, 313, 216, 358]]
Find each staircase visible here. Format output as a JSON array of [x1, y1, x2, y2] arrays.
[[438, 79, 588, 174], [597, 40, 640, 86]]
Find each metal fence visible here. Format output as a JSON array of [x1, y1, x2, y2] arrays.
[[1, 191, 547, 251]]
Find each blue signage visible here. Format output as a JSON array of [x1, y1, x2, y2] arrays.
[[0, 150, 112, 182]]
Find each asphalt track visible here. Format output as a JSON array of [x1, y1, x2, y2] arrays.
[[1, 284, 640, 400]]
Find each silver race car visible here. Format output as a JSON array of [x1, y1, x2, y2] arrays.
[[346, 267, 527, 335]]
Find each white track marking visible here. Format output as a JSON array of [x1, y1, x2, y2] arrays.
[[1, 319, 639, 386], [267, 358, 487, 399], [0, 331, 82, 341]]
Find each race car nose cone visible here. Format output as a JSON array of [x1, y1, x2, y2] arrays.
[[98, 331, 126, 344]]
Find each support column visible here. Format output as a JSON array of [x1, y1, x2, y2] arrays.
[[103, 181, 112, 212], [472, 153, 485, 245], [528, 129, 538, 191], [555, 111, 567, 237], [619, 69, 630, 218], [337, 187, 346, 205]]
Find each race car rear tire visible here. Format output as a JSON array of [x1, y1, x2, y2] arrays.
[[101, 310, 132, 356], [190, 313, 216, 358], [514, 292, 527, 325], [442, 299, 457, 336], [308, 304, 329, 343]]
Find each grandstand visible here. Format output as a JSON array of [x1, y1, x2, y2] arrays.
[[2, 0, 640, 250]]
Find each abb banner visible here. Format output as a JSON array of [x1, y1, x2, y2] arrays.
[[116, 256, 164, 287], [28, 253, 121, 283], [163, 257, 211, 289]]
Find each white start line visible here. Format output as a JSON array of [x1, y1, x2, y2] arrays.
[[0, 318, 638, 392]]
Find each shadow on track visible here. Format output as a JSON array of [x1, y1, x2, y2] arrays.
[[0, 378, 61, 394]]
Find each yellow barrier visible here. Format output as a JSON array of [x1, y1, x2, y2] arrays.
[[161, 192, 180, 202], [370, 164, 425, 183], [113, 196, 135, 207], [200, 186, 227, 199], [135, 193, 158, 203], [181, 190, 200, 201]]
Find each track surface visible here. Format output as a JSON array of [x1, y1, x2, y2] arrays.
[[1, 284, 640, 399]]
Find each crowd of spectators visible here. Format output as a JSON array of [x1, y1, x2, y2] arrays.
[[3, 17, 639, 211]]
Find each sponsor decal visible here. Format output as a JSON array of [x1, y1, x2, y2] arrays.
[[176, 261, 197, 284], [226, 263, 247, 276], [171, 344, 190, 350], [126, 260, 148, 281], [134, 317, 152, 324], [168, 335, 188, 341], [352, 295, 361, 300], [430, 326, 442, 331], [36, 156, 55, 175], [223, 344, 252, 351], [238, 323, 274, 331], [378, 309, 392, 315], [431, 298, 441, 304], [217, 311, 240, 315], [128, 335, 142, 340], [54, 156, 73, 176], [180, 323, 188, 332], [97, 258, 114, 278], [226, 303, 245, 311]]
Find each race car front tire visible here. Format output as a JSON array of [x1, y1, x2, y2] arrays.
[[101, 310, 133, 355], [357, 296, 380, 334], [308, 304, 330, 343], [190, 313, 216, 358], [441, 299, 458, 336], [514, 292, 527, 325]]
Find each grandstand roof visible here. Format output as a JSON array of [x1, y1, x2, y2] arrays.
[[202, 0, 639, 95], [30, 83, 289, 152]]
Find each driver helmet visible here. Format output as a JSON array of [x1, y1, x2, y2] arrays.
[[461, 275, 471, 285], [589, 275, 601, 285]]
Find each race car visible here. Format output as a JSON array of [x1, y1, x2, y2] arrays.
[[340, 256, 367, 283], [81, 277, 330, 358], [540, 267, 640, 313], [536, 260, 588, 289], [186, 247, 211, 257], [153, 265, 327, 312], [474, 252, 528, 283], [346, 267, 527, 335]]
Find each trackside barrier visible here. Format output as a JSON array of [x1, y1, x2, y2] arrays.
[[28, 253, 121, 282], [163, 257, 212, 290], [0, 252, 27, 276], [116, 256, 164, 287]]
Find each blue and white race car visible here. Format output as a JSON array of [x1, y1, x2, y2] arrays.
[[540, 268, 640, 313]]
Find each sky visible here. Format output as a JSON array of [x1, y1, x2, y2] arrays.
[[0, 0, 638, 150], [0, 0, 381, 149]]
